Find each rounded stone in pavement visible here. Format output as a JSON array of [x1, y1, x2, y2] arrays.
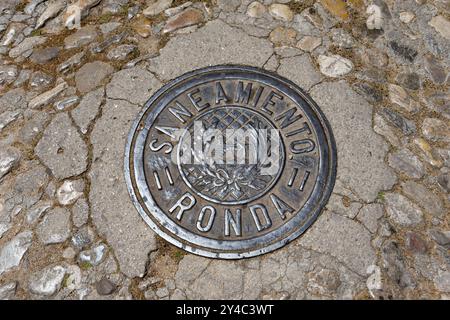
[[35, 113, 88, 180], [29, 265, 66, 296], [384, 193, 423, 227], [0, 231, 33, 275], [96, 277, 116, 295], [36, 207, 71, 245]]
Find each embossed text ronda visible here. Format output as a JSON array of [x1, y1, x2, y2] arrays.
[[125, 65, 337, 259]]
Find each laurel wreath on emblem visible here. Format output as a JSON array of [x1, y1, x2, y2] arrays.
[[182, 119, 272, 200]]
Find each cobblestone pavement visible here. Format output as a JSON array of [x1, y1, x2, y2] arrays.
[[0, 0, 449, 300]]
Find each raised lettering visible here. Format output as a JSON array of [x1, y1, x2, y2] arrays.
[[168, 101, 193, 123], [235, 81, 252, 104], [224, 209, 241, 236], [215, 82, 229, 104], [260, 91, 283, 115], [169, 193, 196, 221], [290, 139, 315, 154], [270, 194, 294, 220], [196, 205, 216, 232], [149, 139, 173, 154], [155, 126, 179, 139], [188, 88, 210, 111], [250, 204, 272, 231], [274, 107, 302, 129]]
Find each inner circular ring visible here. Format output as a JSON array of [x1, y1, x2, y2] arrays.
[[176, 105, 285, 205]]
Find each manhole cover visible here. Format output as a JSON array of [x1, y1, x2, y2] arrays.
[[125, 65, 336, 259]]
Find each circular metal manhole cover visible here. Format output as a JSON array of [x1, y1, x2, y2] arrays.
[[125, 65, 336, 259]]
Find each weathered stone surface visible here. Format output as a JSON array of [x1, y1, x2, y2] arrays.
[[106, 67, 162, 105], [35, 113, 88, 179], [26, 201, 52, 225], [401, 181, 444, 217], [56, 180, 84, 206], [79, 243, 106, 266], [9, 36, 46, 58], [366, 4, 383, 30], [247, 1, 266, 18], [64, 25, 98, 49], [96, 277, 116, 295], [310, 82, 396, 202], [75, 61, 114, 93], [0, 282, 16, 300], [107, 44, 136, 61], [268, 4, 293, 22], [320, 0, 349, 21], [396, 72, 420, 91], [37, 207, 71, 244], [330, 28, 354, 49], [0, 65, 18, 85], [388, 149, 425, 179], [373, 113, 401, 147], [57, 51, 85, 74], [54, 96, 79, 111], [17, 111, 50, 145], [12, 162, 49, 209], [163, 8, 203, 33], [405, 232, 427, 255], [277, 55, 322, 91], [388, 84, 419, 113], [29, 265, 66, 296], [29, 80, 68, 109], [424, 54, 447, 84], [29, 47, 60, 64], [384, 193, 423, 227], [318, 54, 353, 77], [35, 0, 65, 29], [414, 138, 443, 168], [357, 203, 384, 234], [380, 108, 416, 135], [71, 227, 93, 250], [382, 240, 416, 290], [143, 0, 173, 16], [429, 15, 450, 40], [300, 211, 376, 275], [437, 173, 450, 193], [63, 0, 102, 28], [72, 198, 89, 228], [0, 231, 33, 275], [297, 36, 321, 52], [307, 268, 341, 297], [0, 88, 27, 114], [149, 20, 273, 81], [269, 27, 296, 47], [29, 71, 54, 91], [429, 229, 450, 249], [0, 147, 21, 181], [0, 110, 20, 133], [89, 99, 158, 278], [422, 118, 450, 143], [71, 87, 104, 135], [399, 11, 414, 24]]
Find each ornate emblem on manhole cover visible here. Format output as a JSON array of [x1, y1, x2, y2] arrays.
[[125, 65, 336, 259]]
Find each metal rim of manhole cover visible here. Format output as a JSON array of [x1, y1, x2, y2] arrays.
[[125, 65, 337, 259]]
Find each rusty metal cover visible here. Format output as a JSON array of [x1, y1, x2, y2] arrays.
[[125, 65, 337, 259]]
